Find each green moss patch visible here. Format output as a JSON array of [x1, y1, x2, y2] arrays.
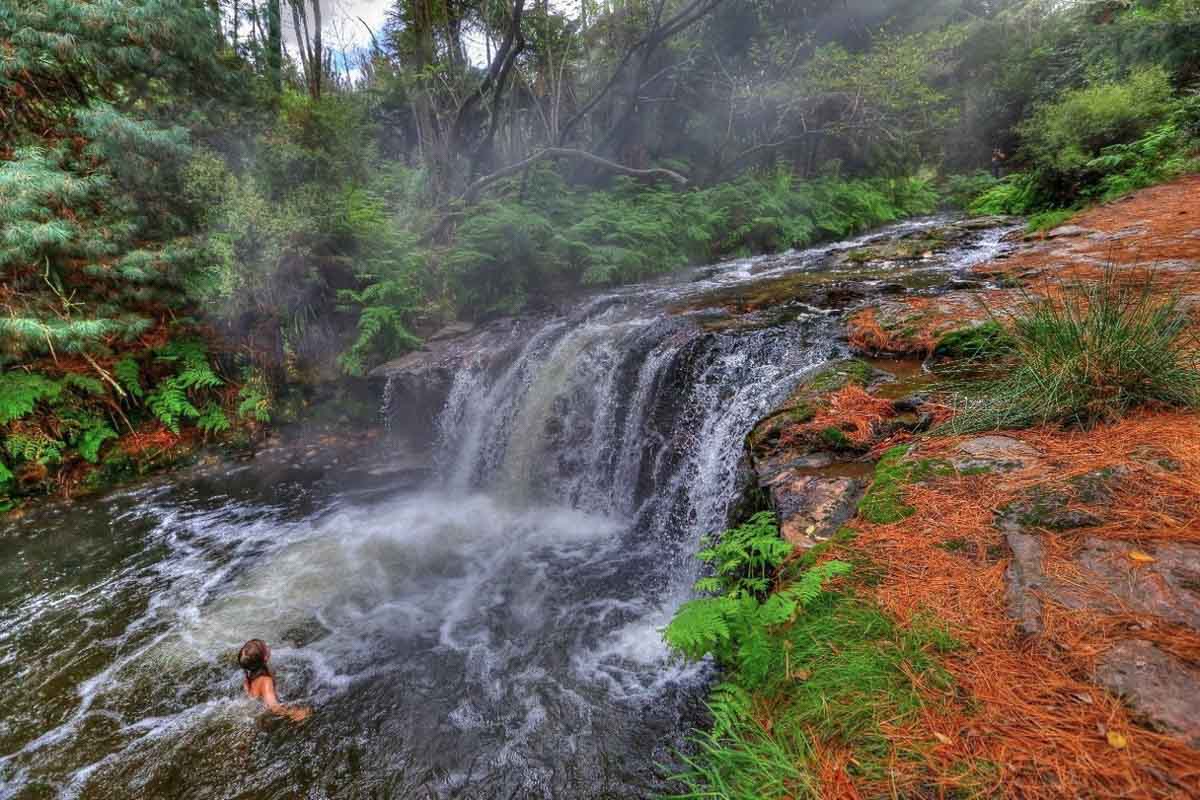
[[858, 445, 952, 524], [932, 321, 1013, 361]]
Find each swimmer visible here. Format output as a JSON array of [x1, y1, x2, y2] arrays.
[[237, 639, 311, 722]]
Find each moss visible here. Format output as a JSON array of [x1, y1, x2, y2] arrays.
[[858, 446, 952, 524], [933, 321, 1014, 361], [820, 426, 852, 449], [806, 359, 874, 392], [858, 446, 918, 523], [747, 402, 814, 450], [938, 537, 969, 552], [844, 238, 942, 263]]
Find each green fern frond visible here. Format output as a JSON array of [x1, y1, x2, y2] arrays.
[[113, 357, 143, 399], [0, 373, 62, 424], [76, 421, 117, 463], [196, 403, 230, 434], [146, 377, 199, 433]]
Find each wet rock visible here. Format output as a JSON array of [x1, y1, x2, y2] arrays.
[[767, 473, 865, 549], [1045, 224, 1093, 239], [369, 319, 527, 445], [428, 320, 477, 341], [957, 215, 1015, 231], [1095, 640, 1200, 747], [953, 435, 1040, 473]]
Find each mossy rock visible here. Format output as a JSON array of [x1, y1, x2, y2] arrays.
[[820, 426, 853, 449], [932, 321, 1014, 361], [747, 401, 815, 451], [804, 359, 875, 393]]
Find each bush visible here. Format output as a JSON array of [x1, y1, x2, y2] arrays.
[[942, 171, 999, 210], [1019, 67, 1175, 176], [942, 269, 1200, 432]]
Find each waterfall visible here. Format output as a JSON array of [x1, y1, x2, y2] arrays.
[[434, 294, 836, 542]]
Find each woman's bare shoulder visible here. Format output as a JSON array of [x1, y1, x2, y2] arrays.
[[247, 674, 275, 698]]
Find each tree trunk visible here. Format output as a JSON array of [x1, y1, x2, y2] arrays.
[[267, 0, 283, 91]]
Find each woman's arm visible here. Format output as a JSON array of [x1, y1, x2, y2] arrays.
[[254, 676, 311, 721]]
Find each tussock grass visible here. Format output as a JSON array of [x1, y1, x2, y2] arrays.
[[941, 268, 1200, 433]]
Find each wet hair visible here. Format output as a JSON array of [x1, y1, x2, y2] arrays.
[[238, 639, 272, 681]]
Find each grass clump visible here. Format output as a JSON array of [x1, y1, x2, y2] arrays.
[[942, 270, 1200, 433]]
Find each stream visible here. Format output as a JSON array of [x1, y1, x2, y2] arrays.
[[0, 217, 1012, 799]]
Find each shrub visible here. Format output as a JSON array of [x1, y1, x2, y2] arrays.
[[1019, 67, 1175, 176], [942, 171, 999, 210], [942, 269, 1200, 432]]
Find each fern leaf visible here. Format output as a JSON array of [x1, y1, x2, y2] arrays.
[[113, 357, 143, 399], [77, 422, 117, 463]]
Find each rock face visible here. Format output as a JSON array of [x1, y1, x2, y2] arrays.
[[368, 319, 527, 445], [953, 435, 1041, 472], [767, 473, 865, 548], [997, 462, 1200, 748], [741, 358, 934, 550]]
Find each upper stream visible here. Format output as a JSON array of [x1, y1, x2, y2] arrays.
[[0, 217, 1012, 799]]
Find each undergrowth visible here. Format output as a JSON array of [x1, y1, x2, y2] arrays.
[[664, 513, 960, 799], [0, 337, 272, 509], [941, 269, 1200, 432]]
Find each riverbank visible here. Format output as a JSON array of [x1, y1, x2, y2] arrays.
[[690, 175, 1200, 797]]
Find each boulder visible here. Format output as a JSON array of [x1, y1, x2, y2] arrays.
[[767, 473, 865, 549]]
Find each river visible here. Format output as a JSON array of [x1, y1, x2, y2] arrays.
[[0, 217, 1011, 799]]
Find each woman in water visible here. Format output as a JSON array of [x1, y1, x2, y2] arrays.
[[238, 639, 312, 721]]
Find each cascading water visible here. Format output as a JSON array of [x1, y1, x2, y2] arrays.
[[0, 217, 1014, 799]]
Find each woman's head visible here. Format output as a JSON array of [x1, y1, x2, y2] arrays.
[[238, 639, 271, 676]]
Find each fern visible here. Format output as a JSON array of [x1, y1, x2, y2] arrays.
[[113, 357, 143, 398], [236, 380, 271, 423], [0, 373, 63, 424], [59, 373, 105, 397], [665, 512, 852, 687], [0, 459, 13, 488], [666, 597, 738, 661], [5, 430, 65, 465], [706, 682, 754, 738], [196, 403, 230, 434], [76, 421, 117, 463], [156, 340, 223, 390], [146, 377, 199, 433]]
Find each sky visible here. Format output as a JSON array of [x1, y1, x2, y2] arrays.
[[278, 0, 584, 64]]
